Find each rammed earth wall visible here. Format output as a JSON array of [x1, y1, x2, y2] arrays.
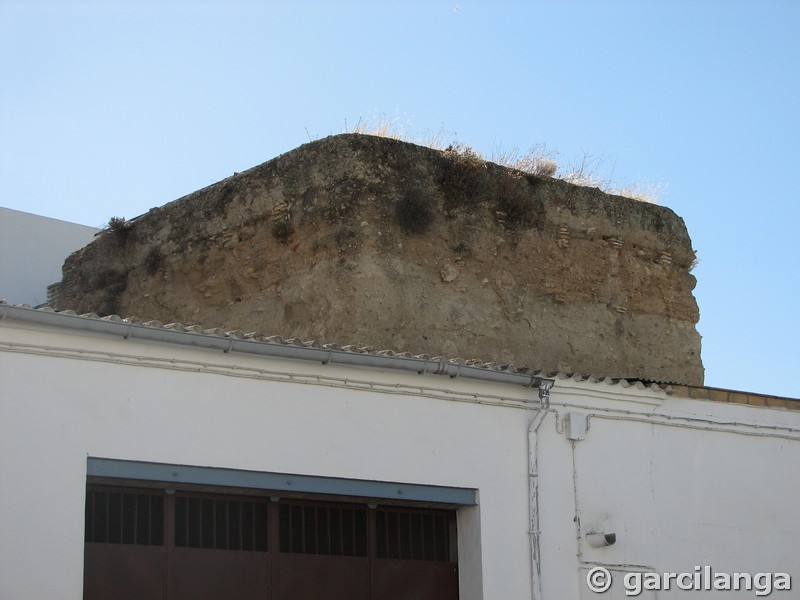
[[57, 134, 703, 384]]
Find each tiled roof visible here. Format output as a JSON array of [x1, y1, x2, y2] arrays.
[[1, 302, 666, 393], [664, 384, 800, 410], [5, 302, 799, 408]]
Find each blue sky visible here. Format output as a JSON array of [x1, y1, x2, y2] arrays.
[[2, 1, 798, 398]]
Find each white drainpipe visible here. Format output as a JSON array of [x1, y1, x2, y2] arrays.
[[528, 380, 554, 600]]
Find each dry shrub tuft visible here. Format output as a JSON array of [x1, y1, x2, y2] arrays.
[[346, 114, 406, 140], [441, 143, 488, 204], [491, 144, 559, 177], [108, 216, 132, 234], [609, 182, 663, 204], [271, 220, 293, 243], [338, 120, 661, 203]]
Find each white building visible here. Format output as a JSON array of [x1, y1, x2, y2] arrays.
[[0, 207, 99, 306], [1, 303, 798, 599]]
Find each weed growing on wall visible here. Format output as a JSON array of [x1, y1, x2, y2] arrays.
[[107, 216, 133, 243], [108, 216, 132, 234], [490, 144, 559, 177], [339, 116, 661, 203], [440, 143, 488, 206]]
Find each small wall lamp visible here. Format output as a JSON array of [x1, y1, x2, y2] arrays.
[[586, 532, 617, 548]]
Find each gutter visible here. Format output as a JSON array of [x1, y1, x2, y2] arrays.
[[0, 304, 555, 395]]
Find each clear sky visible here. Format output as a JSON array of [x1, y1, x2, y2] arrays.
[[2, 1, 798, 398]]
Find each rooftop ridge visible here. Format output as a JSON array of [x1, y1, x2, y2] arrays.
[[1, 301, 654, 393], [5, 301, 796, 408]]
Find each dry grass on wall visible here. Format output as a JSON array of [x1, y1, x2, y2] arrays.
[[336, 115, 661, 204]]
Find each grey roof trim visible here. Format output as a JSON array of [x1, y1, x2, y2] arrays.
[[0, 302, 664, 393], [88, 457, 477, 506]]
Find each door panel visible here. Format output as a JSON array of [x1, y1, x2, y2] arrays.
[[84, 544, 165, 600], [273, 554, 370, 600], [84, 486, 459, 600], [372, 559, 459, 600], [170, 547, 270, 600]]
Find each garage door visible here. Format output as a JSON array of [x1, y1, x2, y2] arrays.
[[84, 485, 459, 600]]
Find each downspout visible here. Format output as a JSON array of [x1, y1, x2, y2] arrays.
[[529, 379, 554, 600]]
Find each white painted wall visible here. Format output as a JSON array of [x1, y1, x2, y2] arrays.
[[539, 382, 800, 599], [0, 319, 537, 600], [1, 315, 799, 600], [0, 207, 99, 305]]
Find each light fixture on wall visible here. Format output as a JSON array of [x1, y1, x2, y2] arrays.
[[585, 532, 616, 548]]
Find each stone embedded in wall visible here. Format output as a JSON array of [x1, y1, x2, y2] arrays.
[[57, 134, 704, 385]]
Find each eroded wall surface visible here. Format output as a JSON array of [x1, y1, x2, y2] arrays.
[[57, 134, 702, 384]]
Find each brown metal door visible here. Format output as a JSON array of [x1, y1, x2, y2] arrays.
[[84, 486, 459, 600], [169, 548, 270, 600], [83, 488, 166, 600], [84, 544, 166, 600], [370, 507, 459, 600], [271, 501, 370, 600], [168, 494, 271, 600]]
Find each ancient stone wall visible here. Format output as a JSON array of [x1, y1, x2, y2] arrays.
[[58, 134, 703, 384]]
